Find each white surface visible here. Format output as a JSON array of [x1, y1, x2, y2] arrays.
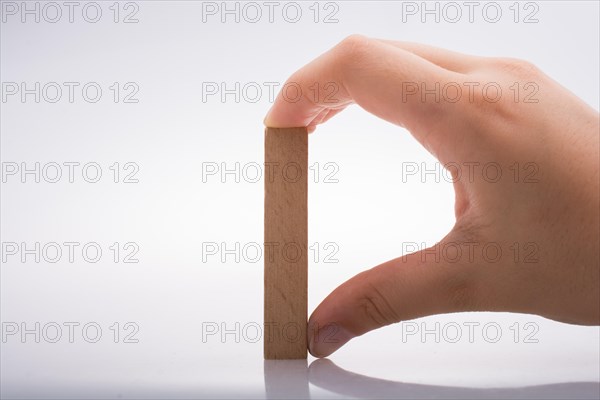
[[1, 1, 599, 398]]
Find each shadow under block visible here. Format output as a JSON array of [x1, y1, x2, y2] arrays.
[[264, 127, 308, 360]]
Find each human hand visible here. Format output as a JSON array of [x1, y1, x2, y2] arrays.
[[264, 35, 600, 357]]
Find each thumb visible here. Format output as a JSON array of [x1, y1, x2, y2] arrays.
[[308, 236, 481, 358]]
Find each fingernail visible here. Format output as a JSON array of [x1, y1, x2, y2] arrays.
[[309, 323, 353, 358], [263, 108, 272, 126]]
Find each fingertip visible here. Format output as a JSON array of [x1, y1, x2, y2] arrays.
[[308, 320, 354, 358]]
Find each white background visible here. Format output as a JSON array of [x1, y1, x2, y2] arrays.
[[1, 1, 599, 398]]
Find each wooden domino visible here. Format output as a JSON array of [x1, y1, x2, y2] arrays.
[[264, 127, 308, 359]]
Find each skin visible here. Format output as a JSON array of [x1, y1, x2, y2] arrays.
[[264, 35, 600, 358]]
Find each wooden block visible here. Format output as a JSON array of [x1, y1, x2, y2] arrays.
[[264, 127, 308, 360]]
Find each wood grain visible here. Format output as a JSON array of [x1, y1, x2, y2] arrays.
[[264, 127, 308, 359]]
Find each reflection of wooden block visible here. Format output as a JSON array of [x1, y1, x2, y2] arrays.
[[264, 360, 309, 397], [264, 127, 308, 360]]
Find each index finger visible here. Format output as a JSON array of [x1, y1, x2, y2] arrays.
[[264, 35, 463, 148]]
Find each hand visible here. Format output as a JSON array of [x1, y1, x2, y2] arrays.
[[264, 35, 600, 357]]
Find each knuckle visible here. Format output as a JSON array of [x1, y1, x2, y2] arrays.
[[357, 280, 400, 328], [334, 34, 373, 62], [490, 57, 541, 78]]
